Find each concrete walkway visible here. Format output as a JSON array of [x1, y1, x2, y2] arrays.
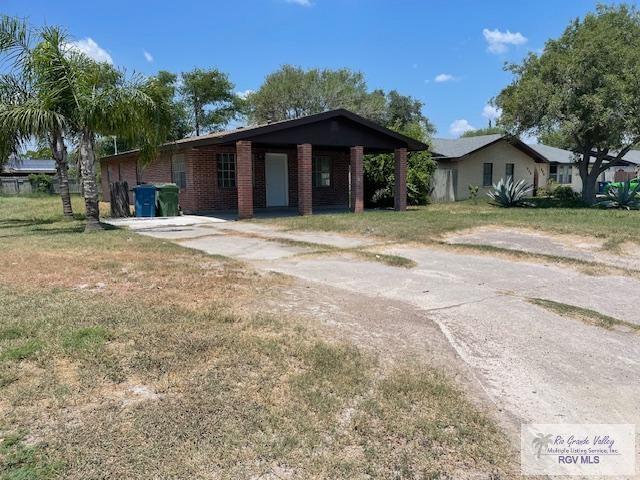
[[105, 215, 640, 438]]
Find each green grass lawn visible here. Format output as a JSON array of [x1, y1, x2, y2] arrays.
[[258, 199, 640, 245], [0, 195, 516, 479]]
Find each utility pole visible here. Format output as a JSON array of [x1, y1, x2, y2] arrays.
[[112, 136, 118, 155]]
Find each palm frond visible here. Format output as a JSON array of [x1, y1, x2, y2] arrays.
[[0, 102, 66, 138], [0, 15, 31, 72]]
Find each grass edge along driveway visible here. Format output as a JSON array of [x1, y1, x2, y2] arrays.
[[256, 200, 640, 246]]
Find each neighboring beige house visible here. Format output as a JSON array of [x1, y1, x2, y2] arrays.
[[431, 134, 640, 202], [431, 134, 549, 201]]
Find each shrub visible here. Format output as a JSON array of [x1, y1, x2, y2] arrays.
[[596, 180, 640, 210], [553, 185, 579, 201], [537, 180, 558, 197], [468, 185, 479, 203], [28, 173, 53, 193], [487, 177, 533, 207]]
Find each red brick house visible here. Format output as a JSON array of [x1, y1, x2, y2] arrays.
[[100, 109, 428, 218]]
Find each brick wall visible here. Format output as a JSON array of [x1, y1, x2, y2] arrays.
[[394, 148, 407, 211], [297, 144, 312, 215], [314, 150, 349, 207], [99, 144, 351, 213]]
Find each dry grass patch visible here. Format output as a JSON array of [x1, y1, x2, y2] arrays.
[[0, 195, 516, 479]]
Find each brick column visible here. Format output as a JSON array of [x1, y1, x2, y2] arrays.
[[350, 146, 364, 213], [236, 140, 253, 219], [394, 147, 407, 211], [297, 144, 312, 216]]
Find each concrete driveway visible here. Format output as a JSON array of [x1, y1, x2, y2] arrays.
[[106, 215, 640, 439]]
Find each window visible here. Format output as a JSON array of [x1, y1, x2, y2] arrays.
[[482, 163, 493, 186], [171, 154, 186, 189], [312, 156, 331, 187], [505, 163, 514, 180], [217, 153, 236, 188], [550, 164, 572, 184]]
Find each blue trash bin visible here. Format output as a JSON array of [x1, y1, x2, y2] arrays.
[[134, 184, 157, 217]]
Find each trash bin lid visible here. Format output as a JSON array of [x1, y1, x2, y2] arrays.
[[154, 183, 179, 191], [133, 183, 156, 191]]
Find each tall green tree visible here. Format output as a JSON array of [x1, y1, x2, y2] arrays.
[[247, 65, 386, 124], [497, 4, 640, 204], [248, 65, 432, 130], [96, 70, 190, 157], [0, 16, 74, 218], [179, 68, 240, 136], [34, 27, 169, 231]]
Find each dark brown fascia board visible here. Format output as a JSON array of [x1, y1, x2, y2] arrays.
[[183, 109, 428, 151], [101, 109, 429, 161]]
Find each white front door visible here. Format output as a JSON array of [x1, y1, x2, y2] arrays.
[[265, 153, 289, 207]]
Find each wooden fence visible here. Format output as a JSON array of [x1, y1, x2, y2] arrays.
[[0, 176, 82, 195]]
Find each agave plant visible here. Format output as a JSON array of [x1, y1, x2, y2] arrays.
[[596, 180, 640, 210], [487, 177, 533, 207]]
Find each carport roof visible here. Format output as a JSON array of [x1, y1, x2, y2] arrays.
[[102, 109, 429, 160]]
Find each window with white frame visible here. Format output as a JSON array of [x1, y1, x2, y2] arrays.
[[550, 164, 572, 184], [217, 153, 236, 188], [171, 154, 186, 189], [312, 156, 331, 187]]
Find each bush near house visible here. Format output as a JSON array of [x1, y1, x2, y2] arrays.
[[28, 174, 53, 194]]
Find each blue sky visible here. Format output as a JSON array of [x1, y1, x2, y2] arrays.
[[5, 0, 615, 138]]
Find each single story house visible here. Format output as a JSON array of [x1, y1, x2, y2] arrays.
[[0, 155, 57, 194], [527, 143, 640, 192], [431, 134, 549, 201], [431, 134, 640, 201], [100, 109, 427, 218]]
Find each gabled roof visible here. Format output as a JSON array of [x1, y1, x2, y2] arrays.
[[526, 143, 576, 164], [102, 109, 429, 160], [527, 143, 640, 166], [2, 155, 56, 174], [431, 134, 548, 163], [431, 134, 503, 158]]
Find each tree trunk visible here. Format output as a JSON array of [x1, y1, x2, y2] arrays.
[[79, 130, 102, 231], [580, 171, 598, 205], [50, 130, 74, 219]]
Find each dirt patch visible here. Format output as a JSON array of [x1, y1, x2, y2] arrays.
[[251, 277, 523, 441]]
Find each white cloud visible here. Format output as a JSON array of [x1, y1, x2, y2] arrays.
[[449, 119, 474, 137], [285, 0, 312, 5], [65, 38, 113, 64], [482, 28, 527, 54], [482, 104, 502, 122], [434, 73, 456, 83], [143, 50, 154, 63], [236, 89, 255, 99]]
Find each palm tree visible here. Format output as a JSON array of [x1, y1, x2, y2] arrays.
[[0, 16, 74, 219], [33, 27, 168, 231], [532, 433, 554, 459]]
